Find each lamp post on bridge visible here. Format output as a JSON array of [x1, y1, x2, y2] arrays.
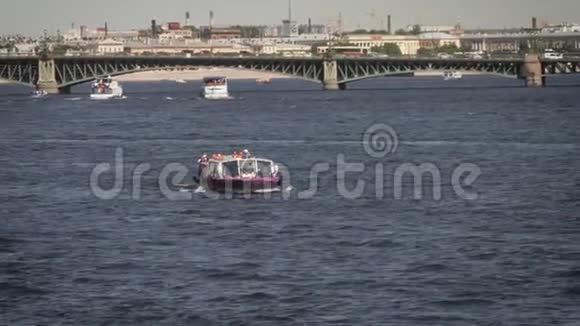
[[36, 30, 69, 94], [518, 34, 545, 87], [322, 31, 346, 90]]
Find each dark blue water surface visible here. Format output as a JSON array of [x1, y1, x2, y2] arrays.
[[1, 76, 580, 325]]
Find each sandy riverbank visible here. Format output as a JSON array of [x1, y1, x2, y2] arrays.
[[117, 69, 486, 81], [116, 68, 290, 82], [0, 68, 486, 84]]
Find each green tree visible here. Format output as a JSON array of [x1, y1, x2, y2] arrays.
[[350, 29, 390, 35], [417, 43, 460, 57], [394, 28, 409, 35], [417, 48, 434, 57], [352, 29, 369, 34], [410, 25, 421, 35], [231, 25, 263, 38], [371, 43, 402, 56], [438, 43, 459, 54]]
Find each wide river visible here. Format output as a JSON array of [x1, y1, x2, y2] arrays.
[[1, 75, 579, 325]]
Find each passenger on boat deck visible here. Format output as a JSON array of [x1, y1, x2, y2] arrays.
[[243, 149, 251, 158], [198, 154, 209, 165], [196, 154, 208, 178]]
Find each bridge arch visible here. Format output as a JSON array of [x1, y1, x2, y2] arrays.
[[53, 56, 325, 89], [59, 66, 324, 89], [0, 57, 38, 87], [335, 58, 521, 84]]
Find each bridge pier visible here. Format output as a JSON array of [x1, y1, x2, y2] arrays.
[[322, 60, 346, 91], [322, 81, 347, 90], [520, 54, 545, 88], [36, 58, 70, 94], [36, 81, 71, 94]]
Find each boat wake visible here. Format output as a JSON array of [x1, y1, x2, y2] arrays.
[[203, 96, 236, 101], [177, 183, 205, 193], [176, 183, 292, 197], [254, 186, 293, 194], [253, 188, 281, 194], [179, 186, 206, 193]]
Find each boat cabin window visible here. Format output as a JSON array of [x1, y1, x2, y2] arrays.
[[240, 160, 257, 178], [222, 161, 240, 178], [257, 160, 273, 177], [218, 159, 274, 178]]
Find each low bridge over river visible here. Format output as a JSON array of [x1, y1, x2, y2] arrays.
[[0, 55, 579, 93]]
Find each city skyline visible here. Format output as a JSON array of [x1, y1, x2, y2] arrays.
[[1, 0, 579, 35]]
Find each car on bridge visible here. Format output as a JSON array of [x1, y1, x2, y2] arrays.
[[437, 53, 453, 59], [543, 49, 564, 60]]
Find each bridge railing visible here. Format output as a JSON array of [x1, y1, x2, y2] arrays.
[[0, 52, 37, 58], [0, 53, 525, 60]]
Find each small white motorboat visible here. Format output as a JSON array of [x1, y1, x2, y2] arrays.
[[90, 76, 124, 100], [443, 71, 463, 81], [256, 78, 272, 84], [30, 89, 48, 98], [201, 76, 230, 100]]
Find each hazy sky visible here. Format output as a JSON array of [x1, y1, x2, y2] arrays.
[[1, 0, 579, 35]]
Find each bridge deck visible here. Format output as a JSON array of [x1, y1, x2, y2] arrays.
[[0, 55, 578, 90]]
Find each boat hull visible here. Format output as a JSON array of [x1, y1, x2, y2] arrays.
[[90, 94, 122, 100], [202, 85, 229, 100], [31, 91, 48, 98], [90, 86, 123, 100], [443, 72, 463, 80], [203, 177, 282, 194]]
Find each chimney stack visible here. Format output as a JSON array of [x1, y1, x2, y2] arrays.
[[532, 17, 538, 29], [151, 19, 157, 38], [185, 12, 190, 26], [308, 18, 312, 34], [104, 22, 108, 38], [387, 14, 392, 34]]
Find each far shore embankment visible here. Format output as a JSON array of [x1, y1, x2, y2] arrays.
[[0, 68, 489, 84]]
